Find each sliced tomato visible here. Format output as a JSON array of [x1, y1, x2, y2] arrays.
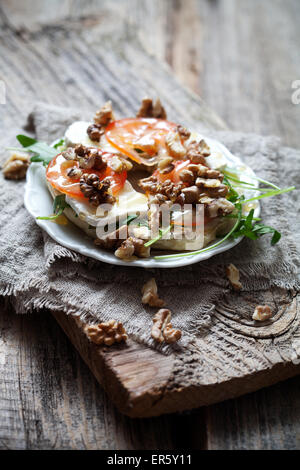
[[46, 153, 127, 200], [105, 118, 177, 165], [152, 160, 191, 184]]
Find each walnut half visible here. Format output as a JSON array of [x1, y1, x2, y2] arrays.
[[165, 131, 187, 159], [2, 152, 30, 180], [226, 263, 242, 291], [136, 97, 167, 119], [84, 319, 128, 346], [142, 278, 165, 308], [252, 305, 272, 321], [114, 236, 150, 260], [94, 100, 115, 126], [151, 308, 181, 344]]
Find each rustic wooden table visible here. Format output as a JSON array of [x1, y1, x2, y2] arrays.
[[0, 0, 299, 450]]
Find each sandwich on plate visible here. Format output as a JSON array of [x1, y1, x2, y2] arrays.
[[21, 98, 293, 262]]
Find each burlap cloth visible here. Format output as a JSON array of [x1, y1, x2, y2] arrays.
[[0, 102, 299, 353]]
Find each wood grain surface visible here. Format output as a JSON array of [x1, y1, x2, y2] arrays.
[[0, 0, 300, 449]]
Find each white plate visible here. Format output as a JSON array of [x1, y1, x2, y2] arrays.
[[24, 137, 260, 268]]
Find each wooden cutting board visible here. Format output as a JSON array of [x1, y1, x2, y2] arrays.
[[2, 5, 300, 418], [52, 286, 300, 417]]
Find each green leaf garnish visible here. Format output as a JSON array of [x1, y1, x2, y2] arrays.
[[144, 225, 172, 247], [223, 168, 281, 190], [231, 209, 281, 245], [53, 138, 65, 149], [37, 195, 70, 221], [223, 176, 240, 203], [242, 186, 295, 204], [123, 214, 139, 225], [17, 134, 58, 167], [154, 208, 243, 260]]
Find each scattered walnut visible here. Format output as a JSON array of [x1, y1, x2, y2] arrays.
[[252, 305, 272, 322], [180, 185, 200, 204], [94, 100, 115, 126], [87, 123, 104, 142], [158, 157, 175, 174], [152, 98, 167, 119], [177, 125, 191, 141], [136, 97, 167, 119], [114, 237, 135, 259], [62, 145, 107, 171], [115, 237, 150, 260], [108, 155, 133, 173], [226, 263, 242, 291], [142, 278, 165, 308], [2, 152, 30, 180], [186, 139, 210, 164], [205, 198, 235, 218], [165, 131, 187, 159], [80, 173, 115, 207], [67, 166, 83, 179], [179, 169, 195, 184], [151, 309, 181, 344], [163, 323, 182, 344], [84, 319, 128, 346], [95, 225, 129, 250], [62, 147, 76, 160]]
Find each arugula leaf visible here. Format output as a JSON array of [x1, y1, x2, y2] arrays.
[[252, 223, 281, 245], [242, 186, 295, 204], [53, 138, 65, 149], [37, 195, 70, 221], [223, 167, 281, 190], [17, 134, 58, 166], [223, 176, 240, 203], [225, 209, 281, 245], [16, 135, 37, 147], [133, 148, 144, 154]]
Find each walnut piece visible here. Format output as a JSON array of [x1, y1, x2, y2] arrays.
[[252, 305, 272, 321], [151, 309, 181, 344], [87, 123, 104, 142], [2, 152, 30, 180], [186, 139, 210, 164], [84, 319, 128, 346], [94, 100, 115, 126], [158, 157, 175, 174], [95, 225, 129, 250], [114, 237, 150, 260], [136, 97, 167, 119], [80, 173, 115, 207], [165, 131, 187, 159], [67, 166, 83, 179], [108, 155, 133, 173], [226, 263, 242, 291], [177, 125, 191, 141], [205, 198, 235, 218], [62, 144, 107, 171], [142, 278, 165, 308]]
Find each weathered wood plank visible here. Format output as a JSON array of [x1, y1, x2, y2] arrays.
[[52, 298, 300, 419], [0, 0, 300, 450]]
